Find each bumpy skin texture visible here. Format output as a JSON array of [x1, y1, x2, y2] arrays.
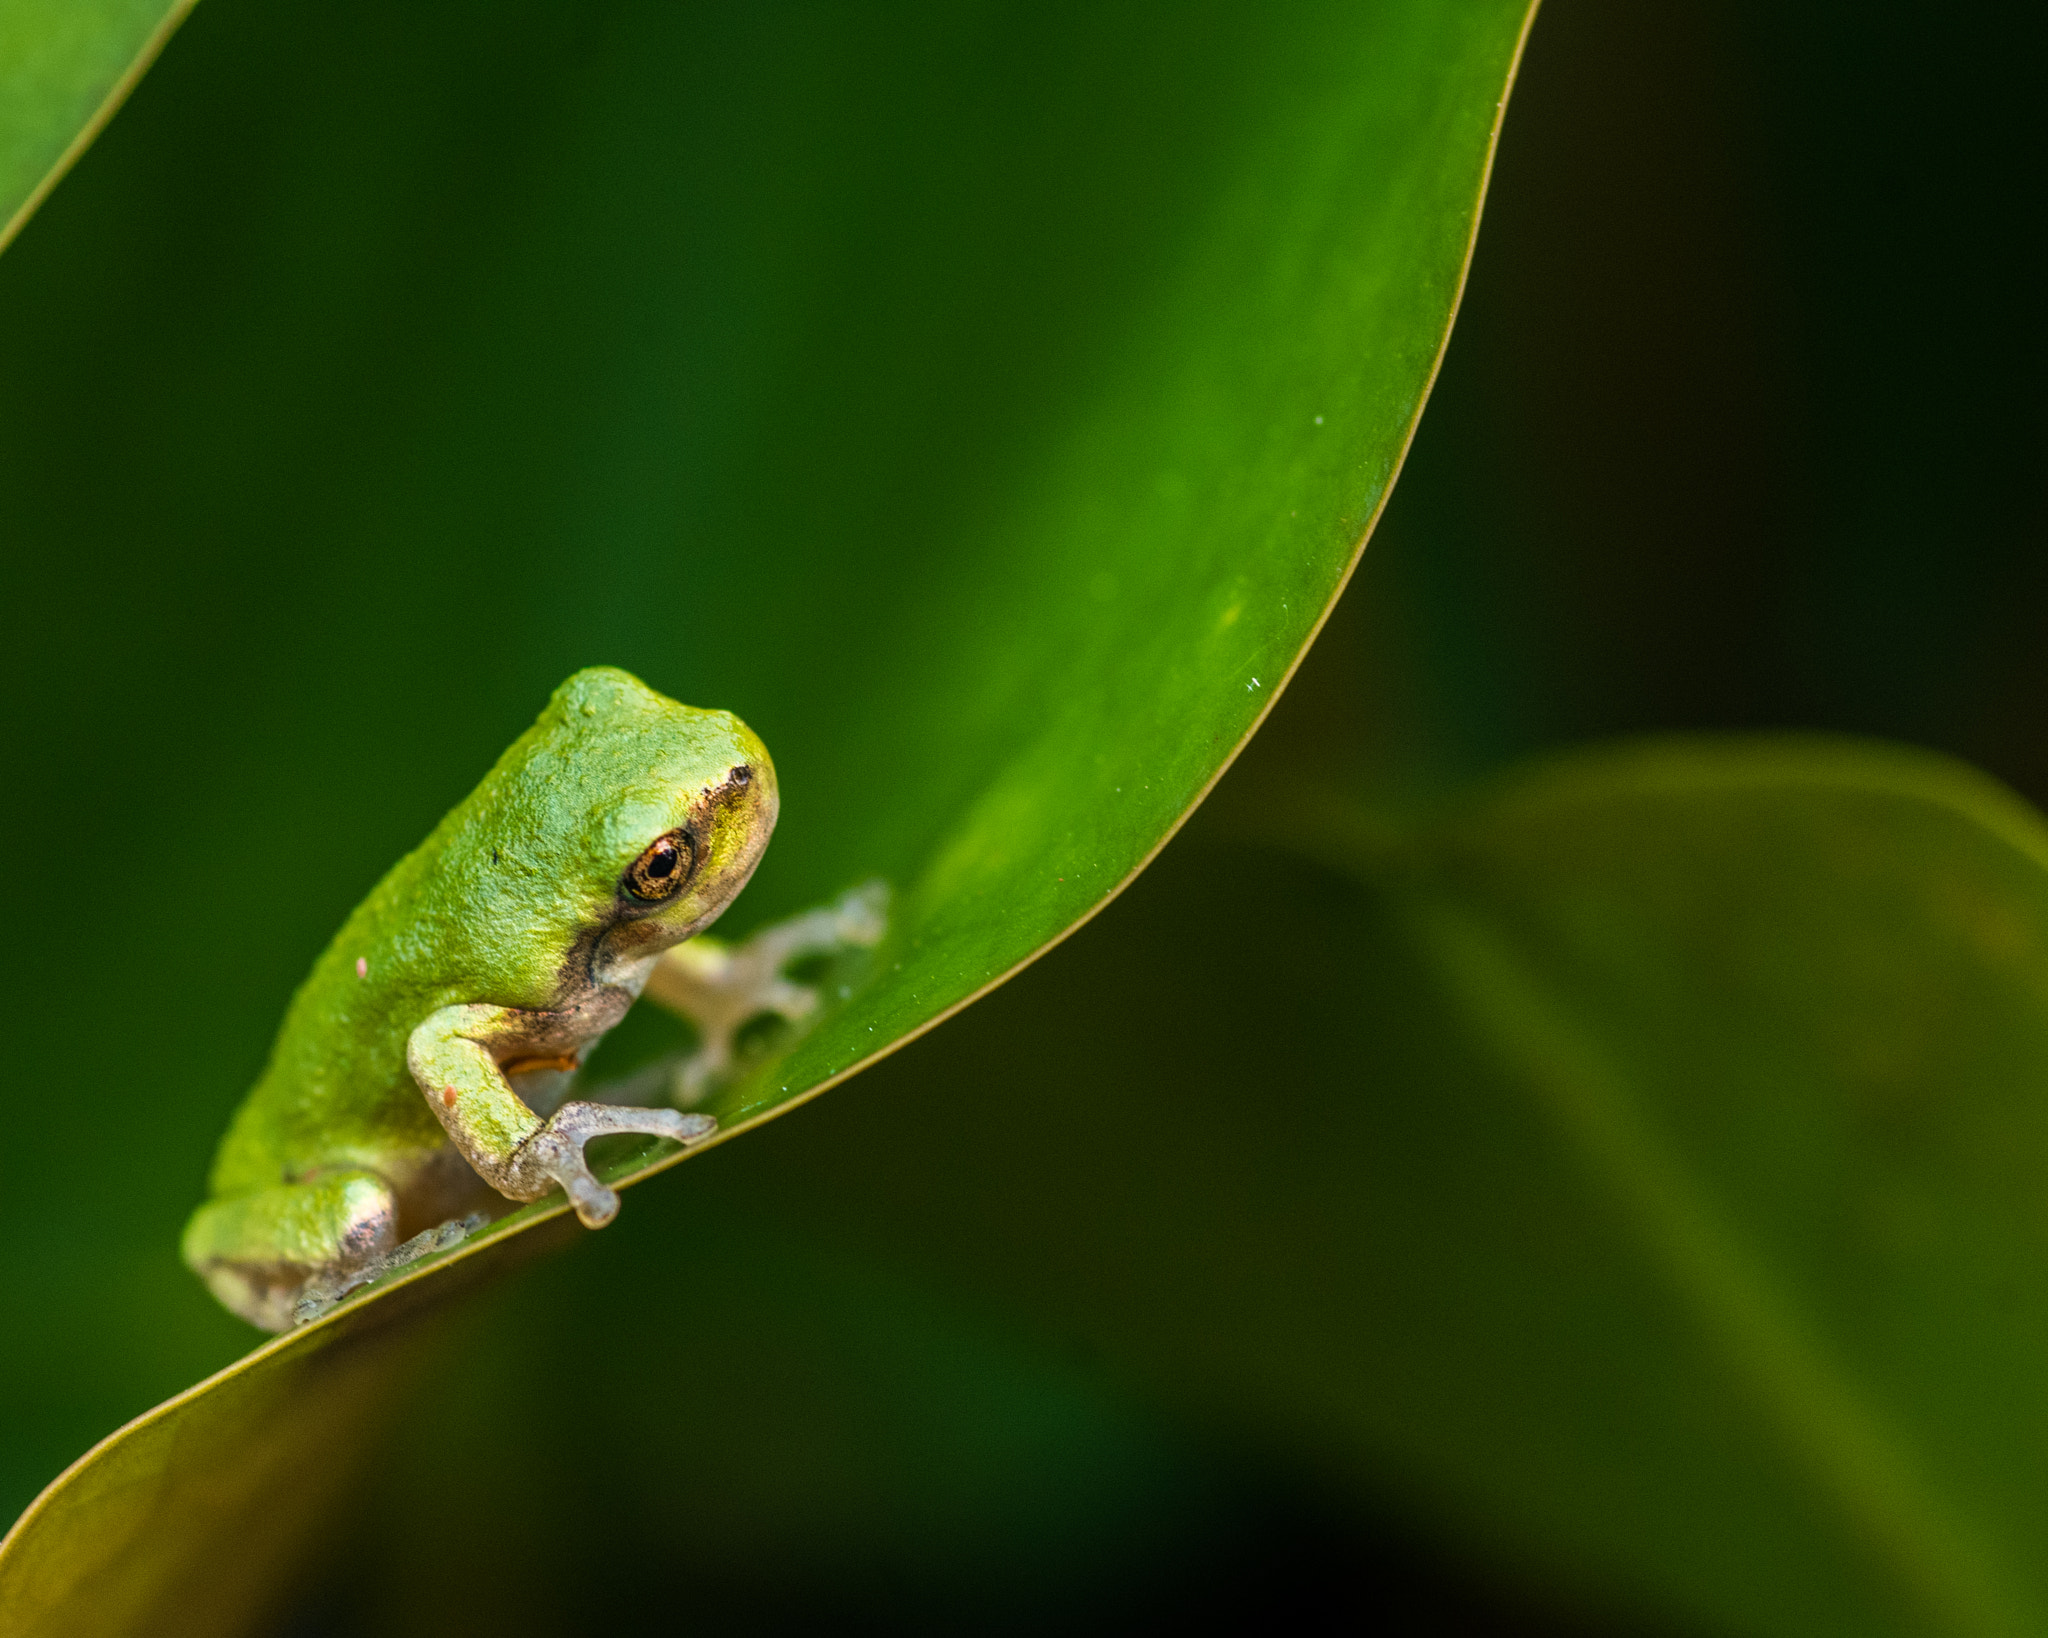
[[183, 667, 778, 1329]]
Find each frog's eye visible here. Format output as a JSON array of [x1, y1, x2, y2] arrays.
[[625, 830, 695, 903]]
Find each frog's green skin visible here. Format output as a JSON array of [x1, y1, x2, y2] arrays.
[[183, 667, 778, 1330]]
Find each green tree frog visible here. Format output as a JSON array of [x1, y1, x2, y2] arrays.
[[184, 666, 806, 1331]]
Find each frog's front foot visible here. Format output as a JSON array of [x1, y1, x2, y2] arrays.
[[502, 1100, 716, 1227], [644, 879, 889, 1104]]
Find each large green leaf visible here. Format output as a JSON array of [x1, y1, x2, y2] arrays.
[[0, 0, 192, 254], [0, 0, 1534, 1626], [712, 734, 2048, 1638]]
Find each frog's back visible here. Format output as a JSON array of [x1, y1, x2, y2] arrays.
[[206, 841, 465, 1194], [202, 666, 730, 1200], [207, 705, 553, 1192]]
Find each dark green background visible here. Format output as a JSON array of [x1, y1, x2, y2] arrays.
[[3, 1, 2042, 1632]]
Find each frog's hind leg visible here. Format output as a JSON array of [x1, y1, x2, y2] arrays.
[[180, 1170, 397, 1332]]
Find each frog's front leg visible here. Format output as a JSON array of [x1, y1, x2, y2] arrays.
[[407, 1004, 715, 1228]]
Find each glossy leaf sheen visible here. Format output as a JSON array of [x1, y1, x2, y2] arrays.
[[0, 0, 1532, 1627]]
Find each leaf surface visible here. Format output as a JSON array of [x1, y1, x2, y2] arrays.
[[0, 0, 1534, 1628]]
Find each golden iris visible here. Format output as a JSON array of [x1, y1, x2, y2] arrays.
[[625, 830, 694, 902]]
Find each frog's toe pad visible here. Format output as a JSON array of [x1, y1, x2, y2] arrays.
[[515, 1101, 717, 1228]]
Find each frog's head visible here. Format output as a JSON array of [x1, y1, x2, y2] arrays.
[[518, 666, 780, 985]]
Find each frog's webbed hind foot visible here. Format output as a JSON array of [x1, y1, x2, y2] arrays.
[[291, 1210, 490, 1327], [503, 1100, 717, 1228], [643, 880, 889, 1104], [182, 1170, 399, 1332]]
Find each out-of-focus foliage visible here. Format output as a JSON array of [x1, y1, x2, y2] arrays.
[[746, 734, 2048, 1638]]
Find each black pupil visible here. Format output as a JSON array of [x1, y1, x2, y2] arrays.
[[628, 834, 692, 900]]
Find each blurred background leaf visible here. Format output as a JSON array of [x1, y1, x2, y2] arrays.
[[733, 735, 2048, 1638], [0, 0, 192, 252]]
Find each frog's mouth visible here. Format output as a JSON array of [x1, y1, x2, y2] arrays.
[[588, 907, 691, 985], [562, 919, 643, 1000]]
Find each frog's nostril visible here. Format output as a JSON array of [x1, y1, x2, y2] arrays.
[[729, 765, 753, 788]]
